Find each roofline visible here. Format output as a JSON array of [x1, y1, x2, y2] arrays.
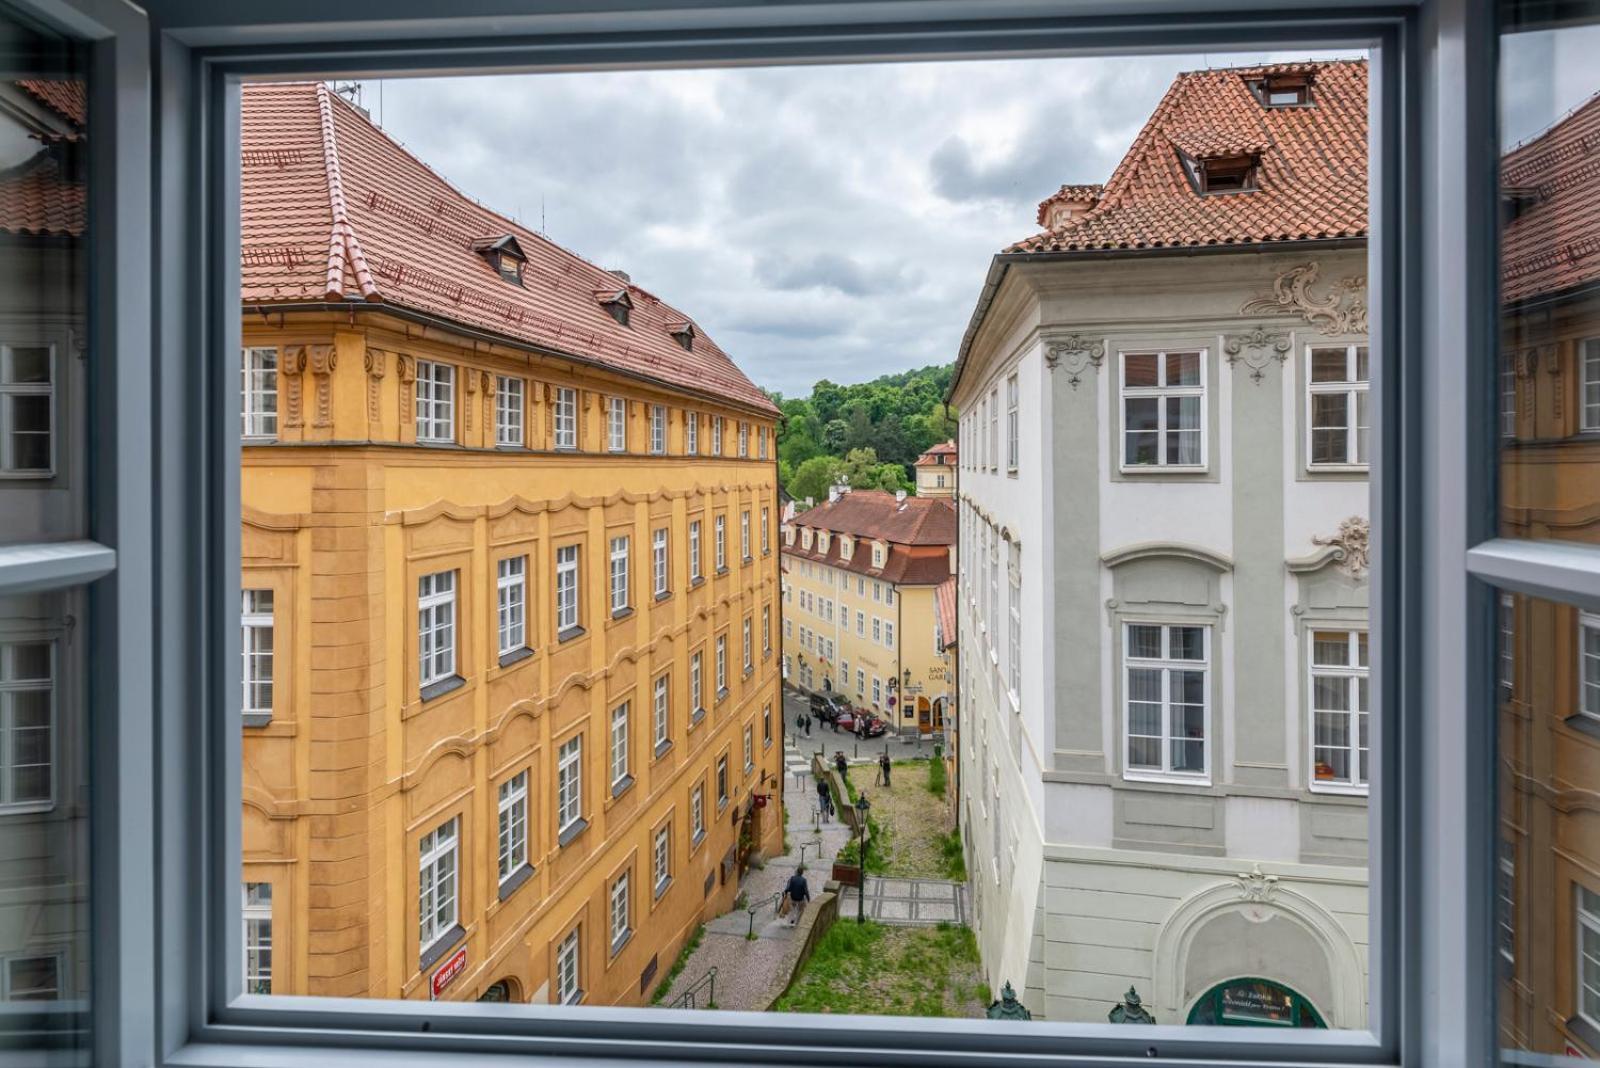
[[244, 299, 780, 419], [946, 236, 1369, 404]]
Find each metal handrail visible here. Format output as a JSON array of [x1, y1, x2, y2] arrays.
[[668, 965, 717, 1010]]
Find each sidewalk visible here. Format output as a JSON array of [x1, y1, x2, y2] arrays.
[[781, 688, 946, 766]]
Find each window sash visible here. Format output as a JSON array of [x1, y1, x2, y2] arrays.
[[651, 405, 666, 453], [418, 571, 457, 686], [740, 512, 750, 559], [652, 529, 668, 595], [1005, 373, 1019, 470], [1581, 613, 1600, 722], [415, 360, 456, 443], [1583, 338, 1600, 432], [610, 872, 630, 948], [715, 516, 726, 568], [418, 818, 459, 951], [497, 771, 528, 883], [554, 387, 577, 449], [712, 416, 722, 454], [715, 636, 726, 691], [686, 411, 698, 454], [557, 929, 580, 1004], [495, 376, 524, 446], [1580, 886, 1600, 1031], [240, 346, 277, 440], [608, 397, 627, 452], [242, 884, 273, 995], [653, 827, 670, 891], [556, 546, 580, 632], [557, 736, 582, 832], [1309, 629, 1370, 790], [1123, 623, 1209, 779], [653, 675, 669, 745], [1119, 350, 1206, 469], [610, 703, 629, 785], [241, 592, 273, 719], [610, 536, 630, 613], [497, 557, 526, 656], [688, 521, 702, 580], [1307, 345, 1371, 467]]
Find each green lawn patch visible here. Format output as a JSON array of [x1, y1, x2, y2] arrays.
[[772, 921, 986, 1017]]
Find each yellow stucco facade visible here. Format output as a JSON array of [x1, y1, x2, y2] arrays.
[[240, 311, 784, 1006]]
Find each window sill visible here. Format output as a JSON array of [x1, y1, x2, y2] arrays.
[[419, 674, 466, 703], [610, 606, 634, 622], [654, 590, 671, 603], [1565, 713, 1600, 742], [557, 625, 586, 645], [611, 774, 635, 800], [1309, 780, 1370, 797], [716, 687, 729, 704], [654, 876, 672, 902], [690, 576, 705, 588], [1117, 464, 1210, 476], [1122, 770, 1212, 788], [497, 863, 536, 902], [743, 666, 754, 679], [558, 817, 590, 849], [717, 797, 729, 813], [498, 646, 534, 669], [419, 923, 466, 972], [654, 737, 673, 760], [242, 711, 273, 729], [691, 829, 706, 851], [716, 567, 730, 577], [610, 928, 633, 959], [742, 556, 753, 565], [1568, 1015, 1600, 1057]]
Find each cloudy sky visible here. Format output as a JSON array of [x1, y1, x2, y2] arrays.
[[364, 51, 1358, 397]]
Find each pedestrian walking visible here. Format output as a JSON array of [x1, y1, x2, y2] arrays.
[[784, 866, 812, 927], [834, 750, 849, 784], [796, 710, 805, 735], [815, 776, 832, 821], [803, 714, 812, 736], [879, 751, 892, 788]]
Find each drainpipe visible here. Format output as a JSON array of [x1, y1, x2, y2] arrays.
[[946, 401, 961, 833]]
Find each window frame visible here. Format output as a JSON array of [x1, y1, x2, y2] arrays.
[[239, 345, 277, 442], [1583, 337, 1600, 432], [1305, 343, 1371, 470], [555, 543, 581, 636], [495, 374, 525, 447], [607, 395, 627, 452], [1120, 621, 1211, 783], [241, 883, 273, 996], [496, 769, 530, 888], [609, 534, 630, 615], [553, 385, 578, 450], [239, 591, 273, 726], [1308, 628, 1371, 794], [1117, 348, 1208, 472], [1580, 885, 1600, 1033], [414, 358, 456, 444], [417, 817, 461, 958], [417, 570, 458, 690], [496, 555, 528, 658]]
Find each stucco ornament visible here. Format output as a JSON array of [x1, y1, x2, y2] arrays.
[[1312, 516, 1370, 577], [1240, 262, 1367, 336], [1043, 334, 1106, 390], [1237, 863, 1280, 904], [1222, 327, 1292, 384]]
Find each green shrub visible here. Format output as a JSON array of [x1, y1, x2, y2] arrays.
[[939, 829, 967, 882], [926, 757, 948, 797], [650, 924, 705, 1003]]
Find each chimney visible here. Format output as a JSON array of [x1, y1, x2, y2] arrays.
[[895, 489, 907, 508], [607, 269, 632, 284], [805, 496, 814, 509]]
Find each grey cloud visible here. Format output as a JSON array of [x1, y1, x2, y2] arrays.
[[752, 251, 914, 297]]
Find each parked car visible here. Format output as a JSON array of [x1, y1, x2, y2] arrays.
[[810, 693, 850, 722], [835, 710, 888, 737]]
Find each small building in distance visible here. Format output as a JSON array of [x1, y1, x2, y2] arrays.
[[914, 440, 958, 498]]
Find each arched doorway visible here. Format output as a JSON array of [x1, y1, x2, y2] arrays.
[[916, 696, 932, 733], [478, 977, 522, 1003], [1185, 977, 1326, 1028]]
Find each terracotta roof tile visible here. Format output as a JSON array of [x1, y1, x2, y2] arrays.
[[914, 440, 957, 466], [790, 490, 955, 546], [1501, 91, 1600, 305], [0, 149, 84, 237], [1010, 60, 1368, 254], [17, 79, 85, 132], [1035, 184, 1104, 226], [935, 577, 957, 650], [240, 82, 775, 415]]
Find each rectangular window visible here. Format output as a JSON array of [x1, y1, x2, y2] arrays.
[[417, 571, 457, 689], [556, 928, 581, 1005], [556, 545, 580, 634], [989, 386, 999, 469], [609, 870, 631, 952], [1500, 357, 1516, 440], [763, 704, 772, 747], [414, 359, 456, 444], [1124, 623, 1209, 779], [609, 535, 630, 614], [761, 507, 770, 553], [240, 346, 277, 440], [1498, 840, 1516, 967], [652, 528, 669, 597], [654, 825, 671, 895], [690, 652, 704, 713], [884, 621, 895, 647], [497, 556, 527, 657], [1008, 543, 1021, 699], [716, 755, 728, 806], [1499, 594, 1515, 697], [1580, 612, 1600, 721], [715, 515, 727, 570], [762, 606, 771, 653], [691, 785, 705, 843], [650, 404, 666, 453], [712, 415, 723, 454], [1307, 344, 1371, 467], [715, 635, 727, 694], [740, 510, 750, 560], [743, 617, 752, 671], [738, 421, 749, 457], [686, 411, 698, 454], [1579, 885, 1600, 1029], [653, 674, 670, 748], [856, 610, 865, 637], [743, 725, 753, 772], [418, 817, 459, 953], [1310, 630, 1370, 789], [689, 520, 702, 581], [557, 735, 583, 834], [241, 591, 273, 722], [873, 617, 882, 643], [242, 883, 273, 995], [610, 702, 630, 787], [495, 375, 524, 446], [758, 425, 769, 459], [1584, 338, 1600, 431], [554, 386, 577, 450], [872, 675, 882, 705], [857, 669, 865, 697], [1006, 372, 1019, 471], [496, 771, 529, 885], [1120, 350, 1205, 468], [607, 396, 627, 452]]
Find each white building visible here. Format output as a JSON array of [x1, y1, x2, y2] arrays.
[[950, 60, 1372, 1028]]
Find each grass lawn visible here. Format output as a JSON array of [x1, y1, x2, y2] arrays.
[[835, 760, 961, 879], [772, 921, 989, 1017]]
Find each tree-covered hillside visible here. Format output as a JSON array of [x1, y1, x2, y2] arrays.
[[768, 364, 958, 503]]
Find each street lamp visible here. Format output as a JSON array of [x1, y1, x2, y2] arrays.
[[854, 793, 871, 924]]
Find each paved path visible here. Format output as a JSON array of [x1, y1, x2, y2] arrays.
[[781, 688, 947, 766], [851, 876, 968, 926]]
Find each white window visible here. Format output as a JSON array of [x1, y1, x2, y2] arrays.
[[608, 396, 627, 452], [0, 641, 50, 811], [717, 756, 728, 805], [1005, 372, 1019, 471], [689, 520, 702, 581], [653, 674, 670, 748], [497, 556, 527, 657], [989, 386, 999, 469], [762, 606, 771, 652], [1580, 612, 1600, 721], [690, 651, 704, 712], [856, 610, 865, 637], [686, 411, 698, 454], [1499, 594, 1515, 698], [743, 617, 753, 671], [497, 770, 529, 884], [884, 621, 895, 647], [240, 346, 277, 440], [495, 375, 524, 446], [241, 590, 274, 721], [417, 571, 457, 688], [1124, 623, 1209, 779], [763, 704, 772, 747], [1584, 338, 1600, 431], [651, 404, 666, 453], [1008, 544, 1021, 697], [715, 515, 727, 570], [1310, 630, 1370, 790], [743, 725, 753, 772], [857, 668, 865, 696], [716, 635, 727, 694], [712, 415, 723, 454], [758, 425, 769, 459], [610, 870, 631, 952], [418, 817, 459, 952], [1499, 840, 1516, 966], [840, 657, 849, 680], [653, 825, 671, 894], [1500, 356, 1517, 440], [242, 883, 272, 994], [885, 586, 894, 606], [691, 785, 705, 842], [1579, 885, 1600, 1029], [651, 528, 669, 597], [556, 928, 581, 1005], [740, 511, 750, 560], [1120, 350, 1205, 468], [557, 735, 583, 834], [872, 676, 882, 705], [738, 421, 749, 457], [1307, 344, 1371, 466], [610, 702, 630, 787], [761, 507, 770, 553], [556, 545, 580, 634], [414, 359, 456, 444], [609, 535, 630, 614], [554, 387, 578, 450]]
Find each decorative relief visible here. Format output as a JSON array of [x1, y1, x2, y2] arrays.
[[396, 354, 416, 428], [482, 372, 495, 436], [1515, 348, 1537, 424], [1311, 515, 1370, 577], [280, 345, 308, 430], [1546, 344, 1564, 422], [463, 366, 478, 432], [1237, 863, 1279, 904], [1042, 334, 1105, 390], [364, 348, 387, 428], [1240, 262, 1367, 336], [1222, 327, 1292, 384], [307, 344, 336, 428]]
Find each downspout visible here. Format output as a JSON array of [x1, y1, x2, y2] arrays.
[[947, 400, 961, 832]]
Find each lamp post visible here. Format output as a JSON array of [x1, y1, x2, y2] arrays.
[[854, 793, 871, 924]]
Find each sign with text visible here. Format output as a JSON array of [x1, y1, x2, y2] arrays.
[[1218, 980, 1295, 1025], [430, 945, 468, 1000]]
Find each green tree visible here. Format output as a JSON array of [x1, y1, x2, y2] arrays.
[[788, 455, 843, 504]]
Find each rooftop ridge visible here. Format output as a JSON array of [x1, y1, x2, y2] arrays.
[[314, 82, 378, 301]]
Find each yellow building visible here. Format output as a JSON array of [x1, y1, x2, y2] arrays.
[[780, 487, 955, 734], [237, 82, 784, 1006], [914, 440, 957, 498]]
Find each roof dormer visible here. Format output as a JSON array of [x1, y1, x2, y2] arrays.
[[471, 234, 527, 286], [667, 321, 696, 351], [840, 535, 854, 561], [1246, 70, 1314, 108], [817, 531, 830, 554], [596, 287, 633, 327]]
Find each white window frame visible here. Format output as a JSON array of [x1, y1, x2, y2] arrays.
[[650, 404, 666, 454], [686, 411, 698, 454], [762, 606, 771, 653], [417, 817, 459, 954], [495, 375, 524, 446], [497, 770, 529, 885], [652, 528, 668, 597], [417, 570, 457, 689], [556, 928, 581, 1005], [1580, 885, 1600, 1032], [688, 520, 702, 582], [1306, 343, 1371, 469], [738, 421, 748, 457], [740, 510, 750, 560], [414, 359, 456, 444], [1308, 628, 1370, 793], [1497, 839, 1515, 967], [690, 785, 705, 844], [743, 724, 753, 773], [711, 415, 723, 454], [241, 590, 273, 723], [742, 617, 752, 672], [760, 507, 770, 554], [608, 396, 627, 452], [1007, 544, 1021, 703], [1118, 349, 1207, 471], [557, 735, 583, 835], [610, 701, 630, 788], [0, 643, 53, 814], [610, 870, 631, 953], [653, 674, 670, 749], [1499, 593, 1515, 698], [242, 883, 272, 995], [497, 556, 527, 657], [653, 825, 671, 895], [1499, 356, 1516, 440], [1005, 372, 1019, 472], [715, 635, 727, 695], [1580, 612, 1600, 722], [714, 515, 726, 570], [690, 651, 704, 713], [1121, 622, 1210, 783], [240, 345, 276, 441], [556, 545, 580, 634], [1583, 338, 1600, 432], [609, 535, 630, 614], [554, 386, 578, 450]]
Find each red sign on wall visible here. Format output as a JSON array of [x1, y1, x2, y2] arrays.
[[430, 945, 468, 1000]]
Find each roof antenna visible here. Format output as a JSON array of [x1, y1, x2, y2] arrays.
[[541, 195, 547, 236], [334, 81, 362, 108]]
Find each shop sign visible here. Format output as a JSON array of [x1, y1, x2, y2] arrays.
[[430, 945, 468, 1000]]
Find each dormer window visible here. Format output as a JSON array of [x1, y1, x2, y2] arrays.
[[597, 288, 633, 328], [668, 322, 696, 352], [1247, 72, 1313, 108], [471, 234, 527, 287], [1502, 185, 1542, 224], [818, 532, 830, 554], [1179, 150, 1259, 196], [841, 536, 854, 560]]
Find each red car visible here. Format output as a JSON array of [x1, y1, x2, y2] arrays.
[[835, 710, 888, 737]]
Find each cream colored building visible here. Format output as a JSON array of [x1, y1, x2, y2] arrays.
[[914, 441, 957, 498]]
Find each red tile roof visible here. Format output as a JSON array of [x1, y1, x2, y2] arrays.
[[0, 149, 84, 237], [1501, 90, 1600, 306], [1009, 60, 1367, 254], [934, 577, 957, 651], [914, 440, 957, 466], [17, 79, 85, 134], [1035, 184, 1104, 226], [783, 490, 955, 587], [240, 82, 775, 415]]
